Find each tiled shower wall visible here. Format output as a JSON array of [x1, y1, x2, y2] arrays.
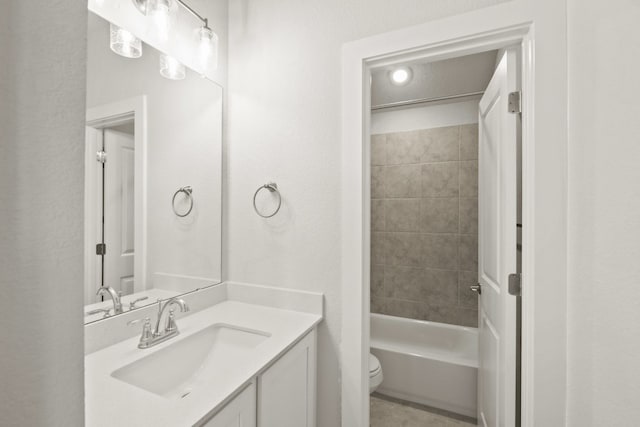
[[370, 124, 479, 327]]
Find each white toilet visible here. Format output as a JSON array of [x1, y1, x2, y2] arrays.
[[369, 353, 383, 393]]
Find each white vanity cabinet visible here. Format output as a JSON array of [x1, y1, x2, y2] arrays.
[[258, 329, 316, 427], [200, 329, 317, 427], [200, 382, 257, 427]]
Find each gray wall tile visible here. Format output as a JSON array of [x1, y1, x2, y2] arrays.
[[386, 199, 420, 232], [370, 124, 479, 328], [459, 234, 478, 272], [422, 234, 459, 270], [371, 264, 385, 298], [386, 130, 422, 165], [385, 233, 423, 267], [372, 199, 385, 232], [384, 299, 424, 319], [459, 161, 478, 197], [371, 232, 385, 265], [384, 265, 424, 300], [371, 134, 387, 166], [422, 162, 459, 197], [372, 166, 385, 199], [386, 164, 421, 198], [459, 197, 478, 234], [420, 198, 459, 233], [371, 296, 389, 314], [459, 123, 479, 160], [384, 266, 457, 305], [420, 126, 460, 162]]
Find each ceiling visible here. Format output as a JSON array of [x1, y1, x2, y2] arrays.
[[371, 50, 499, 108]]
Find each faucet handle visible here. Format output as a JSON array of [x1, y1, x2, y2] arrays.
[[129, 296, 149, 310], [165, 309, 178, 333], [127, 317, 153, 345], [86, 308, 111, 318]]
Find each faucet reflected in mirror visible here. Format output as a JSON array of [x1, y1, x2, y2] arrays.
[[96, 286, 123, 316]]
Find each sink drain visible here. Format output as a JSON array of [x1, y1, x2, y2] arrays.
[[181, 389, 192, 399]]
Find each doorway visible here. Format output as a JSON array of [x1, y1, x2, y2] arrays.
[[338, 18, 557, 427], [84, 96, 147, 306], [367, 47, 522, 427]]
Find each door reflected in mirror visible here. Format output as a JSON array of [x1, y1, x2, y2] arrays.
[[84, 12, 223, 324]]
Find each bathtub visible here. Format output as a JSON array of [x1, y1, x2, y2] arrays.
[[370, 313, 478, 418]]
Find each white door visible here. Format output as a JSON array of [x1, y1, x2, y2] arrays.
[[477, 49, 519, 427], [103, 129, 135, 296]]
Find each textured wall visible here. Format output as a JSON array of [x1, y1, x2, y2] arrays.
[[370, 124, 479, 327], [226, 1, 510, 426], [567, 0, 640, 425], [0, 1, 86, 426]]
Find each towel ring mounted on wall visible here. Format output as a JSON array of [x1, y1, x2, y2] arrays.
[[253, 182, 282, 218], [172, 186, 194, 217]]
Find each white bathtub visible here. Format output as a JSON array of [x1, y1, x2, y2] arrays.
[[370, 313, 478, 418]]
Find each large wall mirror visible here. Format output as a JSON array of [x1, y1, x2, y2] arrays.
[[83, 10, 222, 324]]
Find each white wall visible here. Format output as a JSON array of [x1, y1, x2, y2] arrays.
[[0, 1, 86, 426], [371, 99, 479, 135], [226, 1, 510, 426], [87, 13, 223, 290], [567, 0, 640, 425]]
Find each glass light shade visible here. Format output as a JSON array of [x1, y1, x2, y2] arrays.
[[159, 54, 186, 80], [110, 24, 142, 58], [148, 0, 173, 41], [198, 27, 219, 71]]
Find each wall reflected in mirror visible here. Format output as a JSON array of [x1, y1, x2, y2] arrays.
[[84, 11, 222, 324]]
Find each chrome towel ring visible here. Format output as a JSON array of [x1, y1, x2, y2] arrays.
[[172, 186, 194, 217], [253, 182, 281, 218]]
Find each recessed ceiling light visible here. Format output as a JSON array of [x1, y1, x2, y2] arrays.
[[390, 67, 412, 86]]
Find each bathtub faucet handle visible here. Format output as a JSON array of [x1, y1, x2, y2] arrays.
[[470, 283, 482, 295]]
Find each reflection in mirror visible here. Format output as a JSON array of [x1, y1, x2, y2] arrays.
[[84, 12, 222, 324]]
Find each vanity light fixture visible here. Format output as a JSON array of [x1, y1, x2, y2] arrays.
[[110, 24, 142, 58], [390, 67, 412, 86], [198, 26, 218, 70], [147, 0, 174, 41], [131, 0, 218, 71], [160, 54, 186, 80]]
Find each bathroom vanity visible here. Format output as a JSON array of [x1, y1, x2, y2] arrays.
[[81, 4, 322, 426], [85, 283, 322, 427]]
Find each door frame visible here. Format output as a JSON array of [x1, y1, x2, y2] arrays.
[[341, 6, 568, 427], [84, 96, 148, 302]]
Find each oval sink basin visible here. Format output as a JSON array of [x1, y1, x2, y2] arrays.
[[111, 324, 270, 399]]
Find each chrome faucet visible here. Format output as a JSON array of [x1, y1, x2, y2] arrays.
[[128, 297, 190, 349], [96, 286, 123, 314]]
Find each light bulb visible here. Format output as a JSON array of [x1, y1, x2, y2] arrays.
[[110, 24, 142, 58], [159, 54, 185, 80], [198, 26, 218, 71], [148, 0, 173, 41], [390, 67, 412, 85]]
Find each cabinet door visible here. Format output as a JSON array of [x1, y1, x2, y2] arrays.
[[258, 329, 317, 427], [200, 381, 256, 427]]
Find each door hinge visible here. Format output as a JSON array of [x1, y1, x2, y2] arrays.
[[96, 150, 107, 163], [508, 273, 521, 296], [508, 91, 522, 114], [96, 243, 106, 255]]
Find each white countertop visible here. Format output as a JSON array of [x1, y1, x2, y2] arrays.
[[85, 300, 322, 427]]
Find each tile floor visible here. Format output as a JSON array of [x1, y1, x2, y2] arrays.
[[370, 394, 477, 427]]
